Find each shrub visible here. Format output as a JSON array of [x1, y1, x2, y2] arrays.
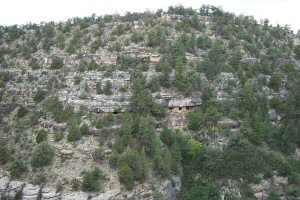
[[31, 144, 54, 168], [33, 89, 47, 102], [109, 150, 119, 169], [9, 160, 27, 178], [0, 146, 9, 165], [67, 124, 81, 142], [103, 80, 113, 95], [103, 113, 115, 126], [82, 167, 102, 192], [71, 178, 80, 191], [53, 131, 64, 141], [118, 164, 134, 190], [95, 119, 102, 129], [50, 57, 64, 69], [80, 123, 89, 135], [92, 148, 104, 161], [118, 148, 148, 182], [74, 75, 82, 85], [16, 105, 28, 119], [36, 129, 48, 144], [55, 181, 63, 193], [268, 73, 281, 92], [29, 58, 39, 70], [269, 96, 281, 110], [160, 127, 174, 146]]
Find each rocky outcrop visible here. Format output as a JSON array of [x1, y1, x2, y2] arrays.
[[0, 176, 9, 193], [5, 181, 25, 199], [160, 180, 177, 200], [61, 192, 90, 200], [0, 173, 181, 200], [41, 187, 61, 200], [90, 189, 120, 200], [22, 184, 40, 200], [218, 118, 240, 128]]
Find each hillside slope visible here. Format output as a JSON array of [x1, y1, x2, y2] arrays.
[[0, 5, 300, 200]]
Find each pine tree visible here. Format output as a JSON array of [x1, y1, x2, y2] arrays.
[[170, 141, 182, 175]]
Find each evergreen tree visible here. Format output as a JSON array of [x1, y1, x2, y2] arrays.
[[170, 141, 182, 175]]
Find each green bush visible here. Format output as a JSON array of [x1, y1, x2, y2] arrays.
[[16, 105, 28, 119], [118, 164, 134, 190], [31, 144, 54, 168], [54, 131, 64, 141], [0, 146, 9, 165], [118, 148, 148, 182], [29, 58, 40, 70], [71, 178, 80, 191], [33, 89, 47, 102], [109, 150, 119, 169], [36, 129, 48, 144], [9, 160, 27, 178], [67, 124, 81, 142], [80, 123, 89, 135], [103, 113, 115, 126], [50, 57, 64, 69], [82, 167, 102, 192], [103, 80, 113, 95], [74, 75, 82, 85], [268, 73, 281, 91], [92, 148, 104, 161]]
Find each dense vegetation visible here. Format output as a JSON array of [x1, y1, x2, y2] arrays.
[[0, 4, 299, 199]]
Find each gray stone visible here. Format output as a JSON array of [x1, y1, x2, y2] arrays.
[[0, 176, 9, 192], [60, 149, 74, 157], [171, 176, 182, 194], [61, 192, 89, 200], [159, 180, 176, 200], [41, 187, 61, 200], [90, 189, 120, 200], [22, 184, 40, 200], [5, 181, 25, 199], [273, 174, 288, 186], [104, 149, 112, 154]]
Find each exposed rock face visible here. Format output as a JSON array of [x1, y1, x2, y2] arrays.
[[167, 97, 201, 108], [61, 192, 90, 200], [41, 187, 61, 200], [159, 180, 176, 200], [5, 181, 25, 199], [251, 179, 271, 200], [0, 173, 180, 200], [0, 176, 9, 192], [90, 189, 120, 200], [218, 118, 240, 128], [60, 149, 74, 158], [22, 184, 40, 200], [273, 174, 288, 186]]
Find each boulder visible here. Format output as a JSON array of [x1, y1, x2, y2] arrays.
[[104, 149, 112, 154], [252, 179, 271, 193], [22, 184, 40, 200], [61, 192, 89, 200], [0, 176, 9, 192], [218, 118, 240, 128], [41, 187, 61, 200], [53, 123, 68, 130], [60, 149, 74, 158], [254, 192, 268, 200], [273, 175, 288, 186], [5, 181, 25, 199]]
